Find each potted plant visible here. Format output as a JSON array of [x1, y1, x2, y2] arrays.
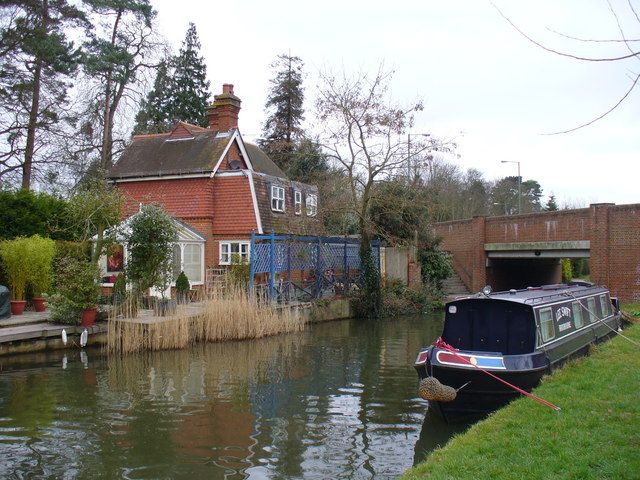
[[50, 256, 101, 326], [175, 271, 190, 304], [26, 236, 55, 312], [125, 204, 178, 316], [0, 237, 30, 315]]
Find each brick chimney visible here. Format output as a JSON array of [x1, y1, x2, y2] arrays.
[[206, 83, 241, 131]]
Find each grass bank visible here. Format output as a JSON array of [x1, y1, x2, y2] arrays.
[[404, 321, 640, 480]]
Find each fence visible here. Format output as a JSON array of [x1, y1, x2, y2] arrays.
[[248, 232, 380, 303]]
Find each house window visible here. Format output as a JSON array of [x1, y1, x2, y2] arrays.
[[294, 190, 302, 215], [306, 193, 317, 217], [106, 244, 124, 273], [271, 185, 285, 212], [220, 241, 250, 265], [172, 243, 204, 283], [539, 307, 555, 343]]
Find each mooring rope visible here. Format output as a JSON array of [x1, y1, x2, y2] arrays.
[[563, 292, 640, 348], [432, 337, 562, 412]]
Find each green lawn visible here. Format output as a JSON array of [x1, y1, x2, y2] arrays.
[[403, 322, 640, 480]]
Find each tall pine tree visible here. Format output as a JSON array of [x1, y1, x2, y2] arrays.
[[167, 23, 210, 127], [0, 0, 86, 190], [260, 53, 327, 181], [133, 59, 172, 134], [133, 22, 211, 134]]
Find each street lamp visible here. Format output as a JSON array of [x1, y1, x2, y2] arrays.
[[407, 133, 430, 182], [501, 160, 521, 215]]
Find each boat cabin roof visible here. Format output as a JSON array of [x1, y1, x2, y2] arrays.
[[454, 282, 610, 308]]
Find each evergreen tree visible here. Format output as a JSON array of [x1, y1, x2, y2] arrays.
[[545, 193, 559, 211], [0, 0, 86, 190], [259, 53, 329, 181], [133, 59, 172, 134], [167, 23, 211, 127]]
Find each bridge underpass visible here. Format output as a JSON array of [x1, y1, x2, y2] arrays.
[[485, 241, 590, 291]]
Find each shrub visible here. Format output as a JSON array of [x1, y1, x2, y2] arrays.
[[419, 248, 453, 289], [228, 253, 249, 287], [0, 190, 74, 241], [25, 235, 56, 297], [112, 273, 127, 303], [0, 237, 30, 300], [50, 256, 101, 324], [561, 258, 573, 282]]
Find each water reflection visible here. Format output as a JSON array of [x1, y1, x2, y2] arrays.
[[0, 314, 448, 479]]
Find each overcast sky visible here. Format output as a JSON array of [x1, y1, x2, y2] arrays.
[[151, 0, 639, 207]]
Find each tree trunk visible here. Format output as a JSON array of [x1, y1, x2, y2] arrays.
[[22, 0, 49, 190], [22, 59, 42, 190], [100, 9, 123, 171]]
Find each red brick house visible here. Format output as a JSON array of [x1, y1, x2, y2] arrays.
[[104, 84, 322, 289]]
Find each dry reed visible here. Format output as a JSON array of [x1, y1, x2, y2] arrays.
[[107, 282, 305, 355]]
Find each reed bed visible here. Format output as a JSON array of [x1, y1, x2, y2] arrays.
[[107, 283, 305, 354]]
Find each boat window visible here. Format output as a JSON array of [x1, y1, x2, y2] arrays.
[[539, 307, 555, 343], [572, 301, 584, 329], [586, 297, 598, 323], [599, 294, 611, 318]]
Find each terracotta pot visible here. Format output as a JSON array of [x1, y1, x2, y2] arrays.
[[81, 307, 97, 327], [32, 297, 47, 312], [10, 300, 27, 315]]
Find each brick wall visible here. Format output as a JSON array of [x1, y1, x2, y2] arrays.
[[435, 203, 640, 302]]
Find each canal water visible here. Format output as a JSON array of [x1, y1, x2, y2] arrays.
[[0, 313, 470, 479]]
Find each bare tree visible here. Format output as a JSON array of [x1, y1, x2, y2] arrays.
[[315, 67, 422, 316], [493, 1, 640, 134]]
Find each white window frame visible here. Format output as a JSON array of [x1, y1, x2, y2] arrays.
[[219, 241, 250, 265], [538, 307, 555, 343], [598, 294, 611, 318], [271, 185, 285, 212], [172, 242, 205, 285], [572, 301, 584, 329], [306, 193, 317, 217], [587, 297, 598, 323], [294, 190, 302, 215]]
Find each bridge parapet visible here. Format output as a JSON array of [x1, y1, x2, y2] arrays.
[[435, 203, 640, 302]]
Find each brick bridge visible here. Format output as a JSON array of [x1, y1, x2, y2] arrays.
[[434, 203, 640, 303]]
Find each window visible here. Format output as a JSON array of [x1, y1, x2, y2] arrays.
[[587, 297, 598, 323], [294, 190, 302, 215], [183, 244, 202, 282], [572, 301, 584, 329], [599, 294, 611, 318], [271, 185, 285, 212], [220, 241, 250, 265], [106, 244, 124, 273], [539, 307, 555, 343], [172, 243, 204, 283], [306, 193, 317, 217]]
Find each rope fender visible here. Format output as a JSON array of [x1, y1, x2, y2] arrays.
[[431, 337, 561, 412]]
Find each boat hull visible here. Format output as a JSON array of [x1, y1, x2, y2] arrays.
[[416, 357, 548, 420]]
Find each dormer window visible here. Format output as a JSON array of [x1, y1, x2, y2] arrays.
[[271, 185, 285, 212], [306, 194, 317, 217], [294, 190, 302, 215]]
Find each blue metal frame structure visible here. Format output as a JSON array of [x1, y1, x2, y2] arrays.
[[248, 232, 381, 303]]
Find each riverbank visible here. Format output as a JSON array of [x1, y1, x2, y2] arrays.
[[404, 320, 640, 480]]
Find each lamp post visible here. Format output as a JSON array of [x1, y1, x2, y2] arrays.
[[407, 133, 430, 182], [501, 160, 521, 215]]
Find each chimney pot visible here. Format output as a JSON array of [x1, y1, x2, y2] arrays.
[[223, 83, 234, 95]]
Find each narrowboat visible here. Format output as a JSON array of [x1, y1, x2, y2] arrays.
[[414, 282, 622, 420]]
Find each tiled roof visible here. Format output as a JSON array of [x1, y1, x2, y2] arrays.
[[107, 123, 287, 180]]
